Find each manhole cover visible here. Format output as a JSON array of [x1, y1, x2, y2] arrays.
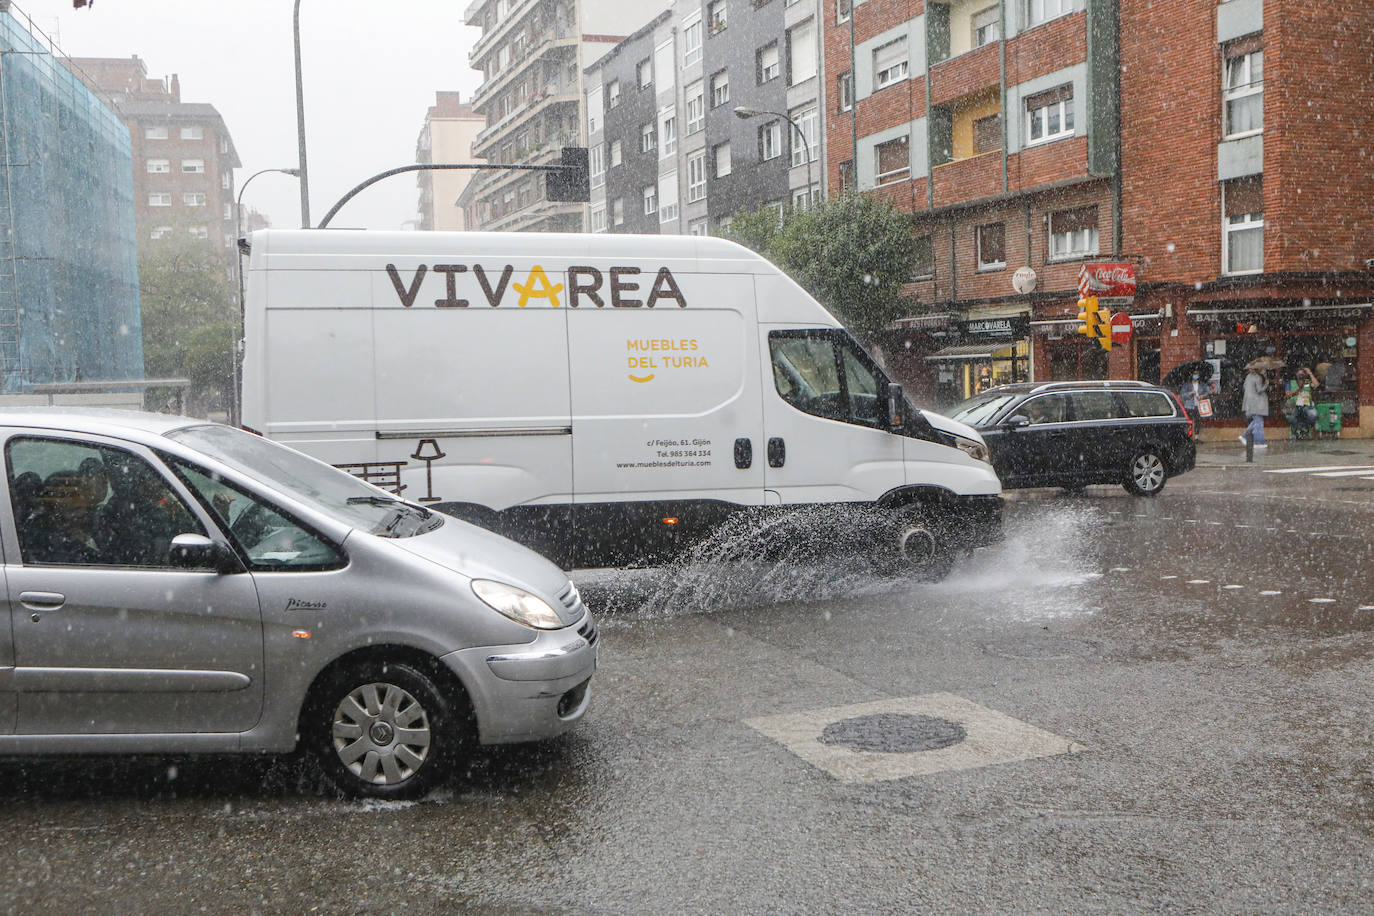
[[818, 713, 966, 753]]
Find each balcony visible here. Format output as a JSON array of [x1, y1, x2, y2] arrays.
[[471, 33, 577, 111], [929, 41, 1000, 107], [468, 0, 543, 56], [472, 89, 579, 156], [464, 142, 570, 201], [931, 149, 1001, 208]]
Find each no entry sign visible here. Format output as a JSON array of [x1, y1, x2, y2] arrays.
[[1110, 312, 1134, 345]]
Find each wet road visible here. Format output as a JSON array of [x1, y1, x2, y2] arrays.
[[2, 467, 1373, 913]]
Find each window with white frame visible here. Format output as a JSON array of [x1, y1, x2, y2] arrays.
[[758, 43, 780, 83], [710, 70, 730, 108], [687, 150, 708, 202], [1222, 176, 1263, 275], [689, 218, 709, 236], [183, 192, 207, 207], [638, 58, 653, 89], [189, 226, 209, 239], [640, 121, 656, 153], [837, 71, 853, 111], [787, 19, 817, 85], [607, 79, 621, 108], [590, 144, 605, 188], [1025, 0, 1071, 28], [591, 206, 608, 232], [717, 215, 734, 233], [221, 172, 230, 190], [684, 16, 703, 66], [587, 84, 603, 134], [180, 125, 203, 140], [714, 141, 732, 178], [708, 0, 727, 33], [659, 173, 679, 223], [686, 82, 705, 133], [1025, 85, 1074, 145], [144, 126, 167, 140], [182, 158, 205, 173], [150, 226, 173, 240], [1048, 207, 1099, 260], [1224, 47, 1263, 137], [610, 139, 623, 167], [972, 6, 1000, 47], [147, 158, 170, 173], [792, 187, 811, 210], [148, 192, 171, 207], [837, 0, 851, 24], [873, 39, 909, 91], [977, 223, 1006, 270], [643, 185, 657, 215], [660, 109, 677, 156], [223, 203, 232, 220], [874, 135, 910, 185], [613, 197, 625, 226], [760, 120, 783, 161], [790, 105, 818, 166]]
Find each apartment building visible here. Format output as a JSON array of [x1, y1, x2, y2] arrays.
[[67, 57, 240, 264], [415, 92, 484, 231], [826, 0, 1374, 436], [587, 0, 825, 237], [460, 0, 664, 231]]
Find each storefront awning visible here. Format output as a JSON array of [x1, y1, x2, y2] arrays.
[[1187, 302, 1373, 318], [924, 343, 1019, 361]]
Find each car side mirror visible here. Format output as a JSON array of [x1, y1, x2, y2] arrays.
[[886, 383, 904, 430], [1004, 414, 1031, 429], [170, 533, 241, 574]]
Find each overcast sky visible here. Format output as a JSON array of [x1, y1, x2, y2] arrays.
[[31, 0, 481, 230]]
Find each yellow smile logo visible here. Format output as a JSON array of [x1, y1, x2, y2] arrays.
[[628, 373, 655, 383]]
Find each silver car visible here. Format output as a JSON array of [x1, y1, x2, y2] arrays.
[[0, 409, 597, 798]]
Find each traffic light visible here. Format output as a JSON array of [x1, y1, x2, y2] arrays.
[[1094, 302, 1113, 351], [545, 147, 590, 202], [1077, 297, 1100, 340]]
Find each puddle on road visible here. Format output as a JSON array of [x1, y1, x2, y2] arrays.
[[578, 503, 1109, 622]]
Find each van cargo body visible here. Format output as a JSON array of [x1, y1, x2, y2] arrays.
[[241, 230, 1002, 571]]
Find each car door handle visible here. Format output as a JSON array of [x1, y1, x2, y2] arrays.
[[734, 437, 753, 469], [19, 591, 65, 611], [767, 437, 786, 468]]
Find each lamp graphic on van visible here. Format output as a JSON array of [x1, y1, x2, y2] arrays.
[[410, 438, 446, 502]]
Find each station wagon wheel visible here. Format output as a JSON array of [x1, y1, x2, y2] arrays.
[[1124, 450, 1167, 497], [310, 661, 455, 800]]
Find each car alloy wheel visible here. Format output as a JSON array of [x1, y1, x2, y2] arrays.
[[1126, 451, 1167, 496], [332, 681, 432, 787]]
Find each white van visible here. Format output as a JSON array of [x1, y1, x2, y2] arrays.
[[241, 230, 1001, 574]]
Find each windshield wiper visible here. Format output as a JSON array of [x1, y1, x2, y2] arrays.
[[347, 495, 400, 507]]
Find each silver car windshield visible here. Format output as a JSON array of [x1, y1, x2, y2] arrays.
[[163, 424, 435, 537]]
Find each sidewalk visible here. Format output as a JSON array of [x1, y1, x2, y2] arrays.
[[1195, 434, 1374, 469]]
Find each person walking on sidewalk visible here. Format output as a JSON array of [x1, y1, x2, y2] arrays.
[[1242, 367, 1269, 448]]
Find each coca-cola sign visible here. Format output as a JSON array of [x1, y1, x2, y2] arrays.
[[1077, 263, 1137, 299]]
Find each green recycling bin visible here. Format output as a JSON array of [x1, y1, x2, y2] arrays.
[[1315, 403, 1342, 436]]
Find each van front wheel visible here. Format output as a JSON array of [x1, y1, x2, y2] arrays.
[[309, 661, 457, 800], [879, 510, 956, 581]]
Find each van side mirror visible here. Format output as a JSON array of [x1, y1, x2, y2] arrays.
[[886, 383, 904, 430], [170, 533, 241, 574]]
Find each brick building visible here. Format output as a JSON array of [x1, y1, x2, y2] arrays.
[[67, 57, 240, 266], [824, 0, 1374, 437]]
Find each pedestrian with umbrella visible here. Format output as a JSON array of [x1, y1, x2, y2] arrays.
[[1241, 357, 1280, 448]]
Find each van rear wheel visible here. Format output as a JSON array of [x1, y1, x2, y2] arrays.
[[309, 661, 457, 800]]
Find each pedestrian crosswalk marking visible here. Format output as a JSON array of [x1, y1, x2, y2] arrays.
[[1265, 465, 1374, 474], [1313, 469, 1374, 478]]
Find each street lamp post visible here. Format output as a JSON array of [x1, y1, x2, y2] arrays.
[[734, 106, 814, 206], [293, 0, 311, 228], [233, 168, 301, 425]]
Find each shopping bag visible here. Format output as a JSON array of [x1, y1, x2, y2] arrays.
[[1197, 397, 1213, 418]]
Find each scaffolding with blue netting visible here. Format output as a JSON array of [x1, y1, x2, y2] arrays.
[[0, 10, 141, 393]]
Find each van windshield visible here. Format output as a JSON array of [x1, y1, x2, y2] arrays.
[[163, 425, 438, 537], [944, 393, 1019, 427]]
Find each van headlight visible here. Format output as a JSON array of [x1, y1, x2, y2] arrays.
[[471, 579, 563, 630], [953, 434, 991, 463]]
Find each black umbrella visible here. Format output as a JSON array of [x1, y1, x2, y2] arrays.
[[1161, 360, 1214, 388]]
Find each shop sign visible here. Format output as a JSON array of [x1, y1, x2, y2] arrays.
[[962, 315, 1030, 338], [1077, 263, 1137, 300]]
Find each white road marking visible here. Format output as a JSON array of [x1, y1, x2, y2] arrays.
[[1109, 567, 1130, 572], [745, 694, 1083, 784], [1265, 465, 1374, 474], [1259, 590, 1282, 596], [1186, 579, 1211, 585], [1309, 598, 1336, 604], [1234, 524, 1252, 528], [1360, 605, 1374, 611], [1161, 575, 1178, 580], [1313, 469, 1374, 478], [1222, 585, 1244, 590]]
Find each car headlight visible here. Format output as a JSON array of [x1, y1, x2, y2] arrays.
[[953, 434, 991, 463], [471, 579, 563, 630]]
